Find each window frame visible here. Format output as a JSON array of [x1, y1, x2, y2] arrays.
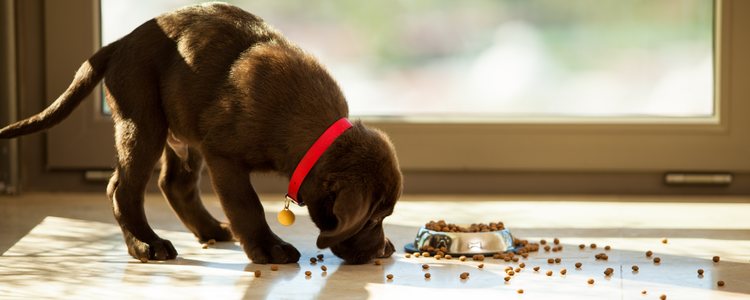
[[41, 0, 750, 178]]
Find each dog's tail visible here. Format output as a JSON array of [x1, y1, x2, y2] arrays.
[[0, 41, 118, 139]]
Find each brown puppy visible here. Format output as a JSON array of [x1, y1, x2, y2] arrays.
[[0, 3, 401, 264]]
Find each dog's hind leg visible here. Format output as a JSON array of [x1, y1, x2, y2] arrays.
[[158, 145, 233, 243], [105, 81, 177, 261]]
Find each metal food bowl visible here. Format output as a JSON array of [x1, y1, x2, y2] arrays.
[[404, 226, 516, 256]]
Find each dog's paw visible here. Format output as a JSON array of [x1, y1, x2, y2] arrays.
[[243, 237, 300, 264], [126, 237, 178, 262], [197, 222, 234, 243]]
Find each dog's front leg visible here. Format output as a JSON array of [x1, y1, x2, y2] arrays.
[[204, 155, 301, 264]]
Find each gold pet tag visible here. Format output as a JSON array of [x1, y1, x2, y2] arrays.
[[277, 198, 295, 226]]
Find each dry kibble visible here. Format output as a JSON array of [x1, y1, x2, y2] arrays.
[[547, 258, 555, 264], [515, 267, 521, 273], [575, 262, 582, 269], [422, 252, 431, 258], [317, 254, 324, 260], [473, 254, 485, 261], [631, 265, 639, 272], [579, 244, 586, 249], [560, 268, 567, 275], [533, 266, 540, 271], [588, 278, 595, 284], [445, 254, 452, 260], [405, 254, 411, 258], [207, 239, 216, 245], [697, 269, 704, 275], [546, 270, 553, 276], [459, 256, 467, 261], [718, 280, 725, 287], [270, 265, 279, 271], [504, 276, 511, 282], [386, 274, 393, 280], [522, 253, 529, 258], [555, 258, 562, 263], [478, 263, 485, 269], [604, 267, 614, 276], [305, 271, 312, 276], [662, 238, 668, 244], [553, 238, 560, 245], [507, 270, 515, 276], [424, 273, 431, 279], [201, 244, 209, 249], [660, 294, 667, 300], [321, 265, 328, 272], [646, 250, 653, 257], [434, 254, 442, 260], [544, 245, 551, 252], [519, 262, 526, 268], [653, 257, 661, 264], [422, 264, 430, 270], [310, 257, 317, 264], [374, 260, 382, 266], [512, 257, 520, 262], [604, 245, 611, 251], [414, 252, 421, 258], [540, 239, 547, 245], [642, 290, 647, 295], [713, 256, 720, 263], [460, 272, 470, 280], [517, 289, 524, 294], [254, 270, 261, 277]]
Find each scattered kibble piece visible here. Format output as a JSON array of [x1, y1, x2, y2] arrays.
[[478, 263, 485, 269], [424, 273, 431, 279], [631, 265, 639, 272], [515, 267, 521, 273], [317, 254, 324, 260], [473, 254, 485, 261], [310, 257, 317, 264], [386, 274, 393, 280], [660, 294, 667, 300], [653, 257, 661, 264], [697, 269, 704, 275], [270, 265, 279, 271], [547, 258, 555, 264], [374, 260, 381, 266], [201, 243, 209, 249], [305, 271, 312, 276], [504, 276, 511, 282], [544, 245, 551, 252], [560, 268, 567, 275], [588, 278, 595, 284], [519, 262, 526, 268], [405, 254, 411, 258], [604, 268, 614, 276], [423, 252, 431, 258], [590, 243, 597, 249], [254, 270, 261, 277], [207, 239, 216, 245], [646, 250, 653, 257], [642, 290, 647, 295], [434, 254, 442, 260], [321, 265, 328, 272], [540, 239, 547, 245], [713, 256, 720, 263], [579, 244, 586, 249], [512, 257, 520, 262], [553, 238, 560, 245], [555, 258, 562, 264], [575, 262, 582, 269], [604, 245, 611, 251], [595, 253, 609, 260], [718, 280, 725, 287], [662, 238, 668, 244], [445, 254, 452, 260], [507, 270, 516, 276], [422, 264, 429, 270], [533, 266, 540, 272], [459, 255, 467, 261], [414, 252, 421, 258], [460, 272, 470, 280], [546, 270, 553, 276], [517, 289, 524, 294], [521, 253, 529, 259]]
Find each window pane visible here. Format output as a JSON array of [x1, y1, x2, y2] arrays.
[[102, 0, 713, 120]]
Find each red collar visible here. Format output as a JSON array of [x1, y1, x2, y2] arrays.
[[286, 118, 353, 206]]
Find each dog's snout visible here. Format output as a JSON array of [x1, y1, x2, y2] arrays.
[[377, 237, 395, 258]]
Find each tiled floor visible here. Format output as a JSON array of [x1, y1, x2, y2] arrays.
[[1, 193, 749, 299]]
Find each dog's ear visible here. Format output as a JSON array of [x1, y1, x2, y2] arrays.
[[316, 187, 372, 249]]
